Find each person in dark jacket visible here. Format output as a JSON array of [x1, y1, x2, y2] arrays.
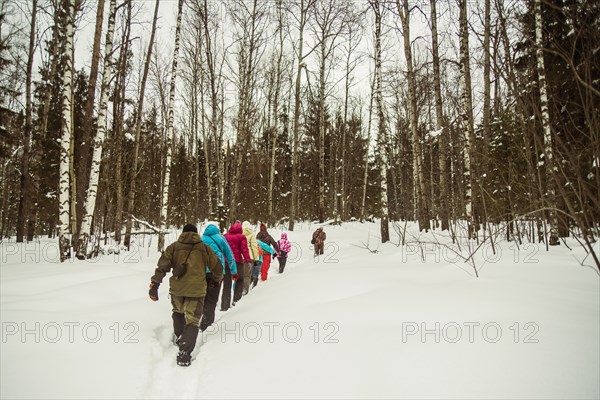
[[256, 223, 280, 281], [148, 223, 222, 367], [200, 223, 237, 330], [312, 227, 326, 256], [224, 221, 251, 305]]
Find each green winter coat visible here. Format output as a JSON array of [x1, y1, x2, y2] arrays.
[[151, 232, 222, 297]]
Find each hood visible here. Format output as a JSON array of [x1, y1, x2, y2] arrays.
[[281, 232, 288, 240], [242, 221, 252, 231], [228, 222, 243, 235], [178, 231, 202, 244], [259, 223, 267, 232], [203, 224, 220, 236]]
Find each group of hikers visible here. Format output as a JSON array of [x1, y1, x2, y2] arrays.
[[148, 220, 326, 367]]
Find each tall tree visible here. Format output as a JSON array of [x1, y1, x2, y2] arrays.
[[289, 0, 316, 231], [123, 0, 160, 249], [76, 0, 106, 241], [458, 0, 477, 238], [370, 0, 389, 242], [430, 0, 449, 231], [58, 0, 76, 261], [533, 0, 558, 245], [158, 0, 185, 252], [16, 0, 37, 243], [397, 0, 430, 232], [77, 0, 117, 258]]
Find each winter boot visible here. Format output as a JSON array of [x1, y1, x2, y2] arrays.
[[172, 312, 185, 346], [252, 277, 258, 288], [177, 324, 200, 366], [177, 350, 191, 367]]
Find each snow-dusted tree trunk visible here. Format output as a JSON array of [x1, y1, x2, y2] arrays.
[[372, 0, 389, 243], [397, 0, 429, 232], [360, 72, 376, 222], [58, 0, 76, 262], [289, 0, 313, 231], [268, 0, 285, 222], [158, 0, 184, 252], [77, 0, 106, 238], [430, 0, 449, 231], [458, 0, 477, 239], [534, 0, 559, 245], [77, 0, 116, 258], [16, 0, 37, 243], [123, 0, 160, 249]]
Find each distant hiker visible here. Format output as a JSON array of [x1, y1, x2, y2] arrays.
[[200, 223, 236, 330], [252, 239, 276, 288], [311, 227, 326, 256], [148, 223, 222, 367], [256, 223, 280, 281], [242, 221, 260, 295], [277, 232, 291, 273], [224, 221, 251, 306]]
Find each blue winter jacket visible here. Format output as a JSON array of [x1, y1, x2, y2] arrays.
[[202, 224, 237, 275], [257, 239, 276, 263]]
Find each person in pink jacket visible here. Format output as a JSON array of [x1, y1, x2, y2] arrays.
[[277, 232, 291, 273], [224, 221, 251, 306]]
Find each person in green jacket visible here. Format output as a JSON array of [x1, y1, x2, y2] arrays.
[[148, 223, 222, 367]]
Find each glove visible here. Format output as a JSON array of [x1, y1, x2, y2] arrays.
[[149, 282, 160, 301], [232, 273, 239, 281]]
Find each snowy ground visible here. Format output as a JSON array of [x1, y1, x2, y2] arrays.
[[1, 221, 599, 399]]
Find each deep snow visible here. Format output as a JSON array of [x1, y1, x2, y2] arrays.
[[1, 221, 599, 399]]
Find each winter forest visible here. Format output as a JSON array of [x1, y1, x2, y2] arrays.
[[0, 0, 598, 267]]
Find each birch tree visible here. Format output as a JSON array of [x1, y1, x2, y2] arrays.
[[370, 0, 389, 242], [458, 0, 477, 239], [123, 0, 160, 249], [430, 0, 449, 231], [397, 0, 430, 232], [289, 0, 316, 231], [267, 0, 286, 223], [58, 0, 76, 261], [534, 0, 559, 245], [158, 0, 184, 252], [77, 0, 117, 258], [16, 0, 37, 243]]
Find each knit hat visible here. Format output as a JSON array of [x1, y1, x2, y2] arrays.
[[260, 223, 267, 232], [182, 223, 198, 233]]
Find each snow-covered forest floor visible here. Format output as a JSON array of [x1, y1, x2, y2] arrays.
[[1, 221, 598, 399]]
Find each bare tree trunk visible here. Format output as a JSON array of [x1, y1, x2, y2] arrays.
[[481, 0, 491, 229], [268, 0, 285, 223], [289, 0, 313, 231], [123, 0, 160, 249], [158, 0, 185, 252], [430, 0, 448, 231], [58, 0, 76, 262], [458, 0, 477, 239], [360, 72, 376, 221], [77, 0, 117, 258], [534, 0, 559, 245], [77, 0, 106, 239], [397, 0, 429, 232], [371, 0, 389, 242], [113, 1, 132, 245], [16, 0, 37, 243]]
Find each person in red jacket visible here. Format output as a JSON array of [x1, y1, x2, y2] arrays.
[[224, 221, 252, 306], [256, 223, 280, 281]]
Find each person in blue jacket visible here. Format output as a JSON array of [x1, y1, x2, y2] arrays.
[[251, 239, 276, 289], [199, 223, 237, 331]]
